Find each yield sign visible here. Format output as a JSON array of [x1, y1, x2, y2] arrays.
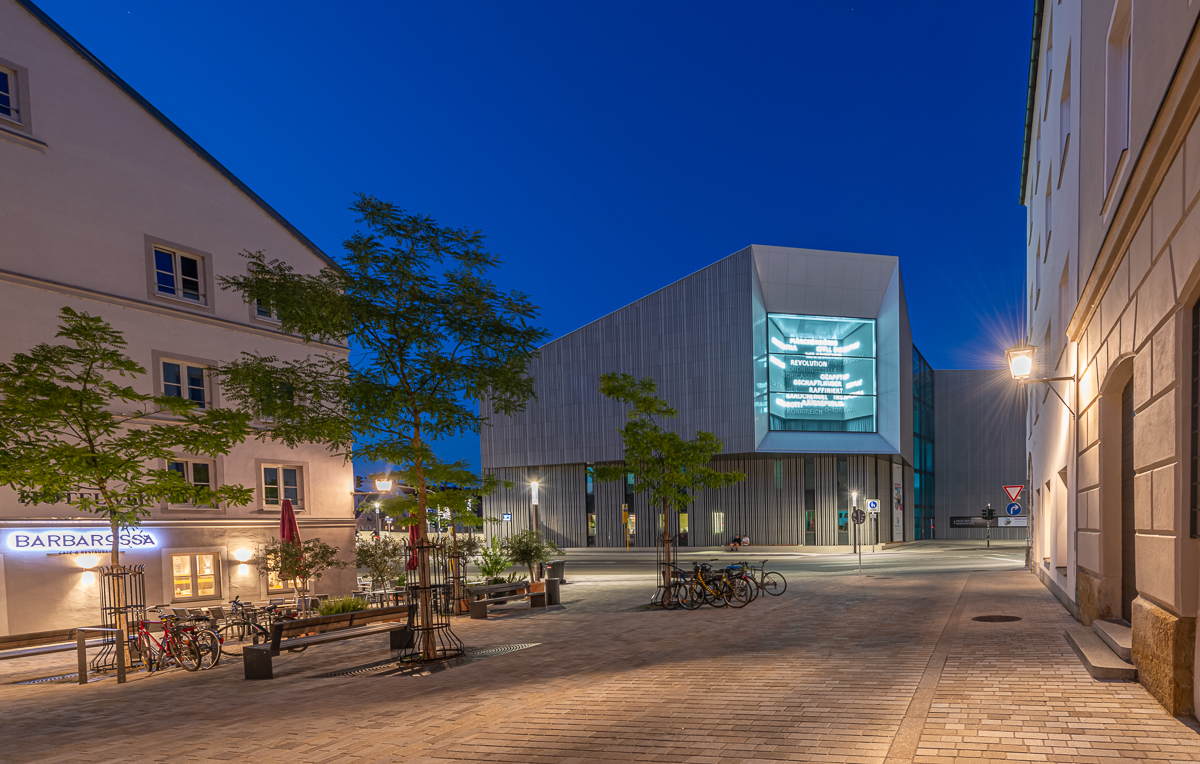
[[1004, 485, 1024, 502]]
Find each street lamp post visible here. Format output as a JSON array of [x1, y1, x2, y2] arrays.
[[1005, 341, 1074, 575], [852, 490, 861, 576]]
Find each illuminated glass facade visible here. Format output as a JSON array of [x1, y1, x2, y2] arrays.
[[764, 314, 877, 432], [913, 346, 935, 540]]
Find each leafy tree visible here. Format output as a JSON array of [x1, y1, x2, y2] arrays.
[[594, 372, 744, 604], [502, 529, 563, 583], [253, 538, 349, 615], [216, 195, 548, 658], [0, 308, 253, 567], [475, 536, 513, 582], [376, 460, 502, 558], [354, 534, 407, 590]]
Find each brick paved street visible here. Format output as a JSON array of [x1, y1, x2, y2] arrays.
[[2, 556, 1199, 763]]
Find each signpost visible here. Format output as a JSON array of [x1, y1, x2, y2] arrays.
[[1006, 502, 1022, 516], [852, 507, 866, 575], [1003, 485, 1024, 502], [982, 503, 996, 548], [866, 499, 880, 552]]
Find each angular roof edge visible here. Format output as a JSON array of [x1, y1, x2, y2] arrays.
[[16, 0, 339, 271]]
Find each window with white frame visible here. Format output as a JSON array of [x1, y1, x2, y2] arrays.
[[262, 464, 302, 508], [255, 300, 277, 320], [0, 65, 19, 124], [154, 247, 205, 303], [167, 458, 214, 506], [1106, 1, 1131, 193], [171, 553, 220, 601], [162, 360, 208, 408]]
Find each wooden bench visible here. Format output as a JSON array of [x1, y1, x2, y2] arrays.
[[466, 582, 546, 620], [242, 604, 415, 680]]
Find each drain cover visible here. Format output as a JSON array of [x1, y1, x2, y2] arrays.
[[311, 643, 540, 678], [972, 615, 1022, 622]]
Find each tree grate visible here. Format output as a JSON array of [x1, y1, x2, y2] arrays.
[[310, 643, 540, 679]]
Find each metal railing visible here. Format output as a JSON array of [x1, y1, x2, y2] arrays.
[[76, 627, 126, 685]]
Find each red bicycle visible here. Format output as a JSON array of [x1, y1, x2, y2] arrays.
[[134, 612, 208, 672]]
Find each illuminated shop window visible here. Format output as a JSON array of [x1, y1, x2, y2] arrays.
[[763, 314, 877, 432], [172, 553, 219, 601]]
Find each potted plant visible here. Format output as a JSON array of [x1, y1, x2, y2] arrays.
[[502, 530, 563, 591], [475, 536, 513, 585], [253, 538, 349, 616]]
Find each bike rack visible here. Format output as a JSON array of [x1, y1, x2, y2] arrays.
[[76, 627, 126, 684]]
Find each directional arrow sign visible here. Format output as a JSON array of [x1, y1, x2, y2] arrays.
[[1006, 502, 1022, 516], [1003, 485, 1024, 502]]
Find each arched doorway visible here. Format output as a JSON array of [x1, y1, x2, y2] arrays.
[[1121, 377, 1136, 622]]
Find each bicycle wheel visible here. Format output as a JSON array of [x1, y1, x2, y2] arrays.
[[136, 632, 159, 672], [172, 635, 203, 671], [737, 574, 758, 602], [725, 577, 752, 608], [217, 621, 245, 641], [762, 572, 787, 596], [681, 581, 703, 610], [661, 582, 682, 610], [194, 630, 222, 670], [705, 579, 730, 608]]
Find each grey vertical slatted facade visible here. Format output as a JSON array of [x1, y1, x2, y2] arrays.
[[481, 245, 923, 547], [932, 370, 1027, 540]]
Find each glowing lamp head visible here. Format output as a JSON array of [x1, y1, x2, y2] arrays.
[[1005, 343, 1036, 381], [374, 478, 393, 492], [531, 480, 539, 505], [851, 490, 858, 505], [233, 548, 252, 562]]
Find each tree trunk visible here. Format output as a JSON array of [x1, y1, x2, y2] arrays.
[[661, 496, 671, 606], [412, 447, 436, 661]]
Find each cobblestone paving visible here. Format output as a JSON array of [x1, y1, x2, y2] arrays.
[[1, 568, 1198, 763]]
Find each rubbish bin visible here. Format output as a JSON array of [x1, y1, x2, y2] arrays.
[[544, 577, 561, 606], [546, 559, 566, 583]]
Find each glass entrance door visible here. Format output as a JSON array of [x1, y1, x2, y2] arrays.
[[837, 510, 849, 545], [804, 509, 816, 546]]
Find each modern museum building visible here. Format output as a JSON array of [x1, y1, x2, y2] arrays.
[[480, 245, 958, 548]]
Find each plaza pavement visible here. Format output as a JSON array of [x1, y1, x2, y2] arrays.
[[1, 546, 1199, 763]]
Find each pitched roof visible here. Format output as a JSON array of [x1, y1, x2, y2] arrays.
[[15, 0, 339, 270]]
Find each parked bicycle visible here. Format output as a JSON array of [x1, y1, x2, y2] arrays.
[[134, 612, 201, 672], [735, 560, 787, 597], [217, 596, 271, 644]]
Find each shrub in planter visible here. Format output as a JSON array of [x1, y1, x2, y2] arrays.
[[318, 596, 370, 615]]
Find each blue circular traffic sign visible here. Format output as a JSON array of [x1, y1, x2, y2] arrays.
[[1006, 502, 1021, 516]]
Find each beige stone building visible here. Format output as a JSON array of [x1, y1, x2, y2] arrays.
[[1022, 0, 1200, 716], [0, 0, 356, 634]]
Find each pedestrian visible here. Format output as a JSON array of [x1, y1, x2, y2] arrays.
[[741, 534, 750, 547], [729, 533, 741, 553]]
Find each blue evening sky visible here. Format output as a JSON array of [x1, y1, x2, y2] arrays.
[[35, 1, 1033, 474]]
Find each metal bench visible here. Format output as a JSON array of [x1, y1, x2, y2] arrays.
[[242, 603, 415, 680], [466, 582, 546, 619]]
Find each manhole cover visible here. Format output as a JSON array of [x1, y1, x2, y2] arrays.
[[972, 615, 1022, 622]]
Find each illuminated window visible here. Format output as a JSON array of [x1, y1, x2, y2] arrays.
[[712, 511, 725, 534], [171, 553, 219, 601], [763, 314, 877, 432]]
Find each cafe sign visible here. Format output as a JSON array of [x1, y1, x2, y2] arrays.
[[5, 529, 158, 553]]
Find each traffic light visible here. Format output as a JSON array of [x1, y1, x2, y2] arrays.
[[982, 504, 996, 520]]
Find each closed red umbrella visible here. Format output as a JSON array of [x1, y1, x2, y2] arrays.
[[280, 499, 302, 544], [407, 520, 419, 571]]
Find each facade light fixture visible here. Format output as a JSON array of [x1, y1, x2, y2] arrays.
[[1004, 341, 1075, 418], [233, 548, 252, 562], [374, 478, 393, 492]]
